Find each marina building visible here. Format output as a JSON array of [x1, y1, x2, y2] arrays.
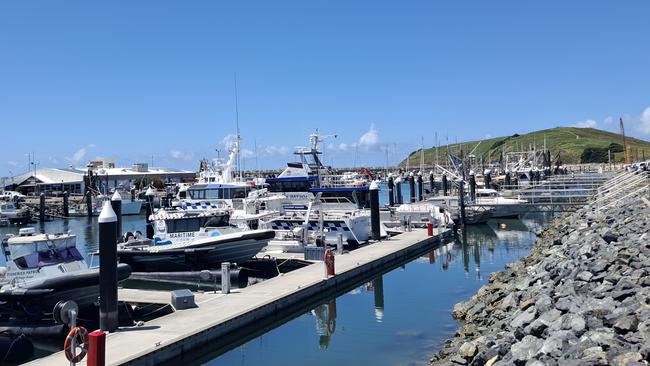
[[3, 161, 196, 196]]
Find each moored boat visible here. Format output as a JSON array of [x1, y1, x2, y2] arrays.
[[116, 210, 274, 272]]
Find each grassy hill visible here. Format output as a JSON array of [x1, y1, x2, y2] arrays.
[[401, 127, 650, 167]]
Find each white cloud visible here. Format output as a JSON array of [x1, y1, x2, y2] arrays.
[[7, 161, 18, 167], [614, 107, 650, 136], [572, 119, 597, 128], [66, 144, 96, 163], [262, 145, 290, 156], [358, 124, 380, 151], [638, 107, 650, 135], [220, 134, 238, 150], [603, 116, 614, 125], [240, 149, 255, 158], [169, 149, 194, 161]]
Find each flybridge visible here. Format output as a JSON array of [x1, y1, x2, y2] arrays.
[[187, 183, 254, 200]]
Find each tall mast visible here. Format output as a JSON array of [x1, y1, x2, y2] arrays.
[[234, 73, 242, 179]]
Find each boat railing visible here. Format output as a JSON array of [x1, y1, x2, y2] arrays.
[[318, 174, 367, 188]]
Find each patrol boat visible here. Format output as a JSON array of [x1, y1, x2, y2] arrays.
[[0, 228, 131, 317], [116, 209, 275, 272]]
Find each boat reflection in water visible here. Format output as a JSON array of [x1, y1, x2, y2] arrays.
[[425, 216, 544, 281]]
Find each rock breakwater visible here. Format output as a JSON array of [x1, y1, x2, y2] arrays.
[[430, 196, 650, 365]]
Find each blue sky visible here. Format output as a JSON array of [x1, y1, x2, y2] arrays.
[[1, 1, 650, 177]]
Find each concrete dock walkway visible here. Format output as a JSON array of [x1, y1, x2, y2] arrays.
[[26, 228, 450, 366]]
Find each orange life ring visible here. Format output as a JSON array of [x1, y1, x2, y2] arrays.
[[64, 326, 89, 363]]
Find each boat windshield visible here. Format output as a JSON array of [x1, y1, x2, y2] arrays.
[[10, 238, 83, 269], [188, 186, 248, 200], [164, 214, 230, 233]]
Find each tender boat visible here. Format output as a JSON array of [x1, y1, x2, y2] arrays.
[[474, 188, 529, 218], [0, 228, 131, 317], [0, 203, 30, 224], [116, 210, 275, 272]]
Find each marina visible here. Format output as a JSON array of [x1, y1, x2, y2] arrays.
[[0, 138, 643, 365], [2, 3, 650, 364]]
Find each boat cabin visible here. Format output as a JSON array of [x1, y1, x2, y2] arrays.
[[476, 189, 499, 198], [186, 183, 252, 200], [0, 203, 17, 213], [2, 228, 82, 270], [151, 211, 231, 235]]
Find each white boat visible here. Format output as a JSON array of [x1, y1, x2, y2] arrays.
[[116, 209, 275, 272], [0, 203, 30, 224], [261, 196, 377, 252], [474, 188, 528, 218], [0, 228, 131, 315], [393, 201, 454, 228]]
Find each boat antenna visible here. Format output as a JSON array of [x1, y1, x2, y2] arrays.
[[234, 73, 242, 180]]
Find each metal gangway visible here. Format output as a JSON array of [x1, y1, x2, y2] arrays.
[[592, 169, 650, 211]]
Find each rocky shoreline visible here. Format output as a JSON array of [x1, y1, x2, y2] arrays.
[[430, 194, 650, 365]]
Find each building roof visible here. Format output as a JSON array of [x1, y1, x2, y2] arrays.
[[11, 168, 85, 186], [91, 167, 195, 177]]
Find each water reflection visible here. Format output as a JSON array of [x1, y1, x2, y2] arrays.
[[312, 299, 337, 349]]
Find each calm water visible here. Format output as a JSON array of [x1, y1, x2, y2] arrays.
[[185, 214, 550, 366]]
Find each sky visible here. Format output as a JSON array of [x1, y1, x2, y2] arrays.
[[1, 1, 650, 177]]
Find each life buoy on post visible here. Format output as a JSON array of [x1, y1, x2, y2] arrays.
[[324, 249, 335, 278], [64, 326, 89, 363]]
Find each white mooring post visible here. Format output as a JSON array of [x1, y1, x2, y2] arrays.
[[221, 262, 231, 294]]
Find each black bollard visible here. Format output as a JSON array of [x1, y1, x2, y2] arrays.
[[484, 172, 491, 189], [505, 172, 512, 187], [396, 177, 403, 205], [442, 174, 448, 196], [145, 200, 154, 239], [417, 174, 423, 201], [469, 174, 476, 202], [387, 176, 394, 207], [39, 193, 45, 222], [408, 174, 415, 203], [130, 187, 135, 202], [111, 191, 122, 242], [86, 191, 93, 217], [98, 201, 119, 332], [429, 173, 435, 194], [62, 191, 69, 218], [373, 276, 384, 321], [369, 182, 381, 241], [458, 181, 466, 226]]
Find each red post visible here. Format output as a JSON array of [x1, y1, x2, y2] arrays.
[[427, 223, 433, 236], [87, 330, 106, 366], [324, 249, 335, 277]]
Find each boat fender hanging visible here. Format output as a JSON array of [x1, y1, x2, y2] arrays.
[[444, 214, 449, 226], [64, 326, 89, 363]]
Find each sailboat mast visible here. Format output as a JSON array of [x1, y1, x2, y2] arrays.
[[234, 73, 242, 180]]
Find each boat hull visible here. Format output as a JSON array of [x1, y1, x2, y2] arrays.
[[0, 264, 132, 315]]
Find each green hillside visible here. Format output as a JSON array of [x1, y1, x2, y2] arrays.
[[401, 127, 650, 166]]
